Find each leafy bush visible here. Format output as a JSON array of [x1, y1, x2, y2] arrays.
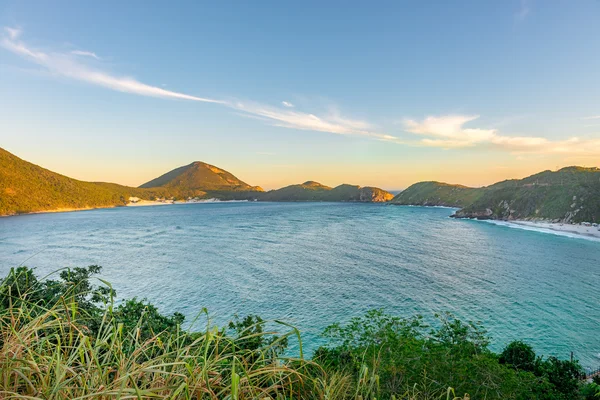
[[499, 340, 537, 372], [0, 266, 593, 399]]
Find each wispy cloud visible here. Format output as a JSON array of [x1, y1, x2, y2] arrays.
[[404, 115, 496, 147], [71, 50, 101, 60], [3, 27, 599, 157], [1, 29, 223, 103], [515, 0, 531, 21], [1, 27, 397, 141], [4, 27, 21, 40], [403, 114, 600, 155], [231, 100, 395, 140]]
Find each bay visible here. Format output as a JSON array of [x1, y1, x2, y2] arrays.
[[1, 202, 599, 368]]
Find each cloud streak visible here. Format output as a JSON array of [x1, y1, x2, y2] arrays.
[[231, 100, 396, 140], [403, 115, 600, 155], [71, 50, 101, 60], [4, 27, 21, 39], [1, 29, 223, 104], [3, 27, 600, 157], [1, 27, 398, 141]]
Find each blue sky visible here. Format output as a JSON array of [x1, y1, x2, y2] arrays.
[[1, 0, 599, 189]]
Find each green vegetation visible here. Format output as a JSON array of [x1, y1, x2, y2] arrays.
[[390, 182, 483, 208], [2, 265, 598, 399], [259, 181, 393, 202], [0, 147, 167, 216], [0, 148, 395, 216], [139, 161, 264, 198], [392, 167, 600, 223]]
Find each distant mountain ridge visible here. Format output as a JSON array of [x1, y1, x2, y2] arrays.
[[5, 146, 597, 219], [0, 147, 394, 216], [391, 167, 600, 223], [259, 181, 394, 202]]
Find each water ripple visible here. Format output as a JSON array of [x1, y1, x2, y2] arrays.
[[0, 202, 599, 366]]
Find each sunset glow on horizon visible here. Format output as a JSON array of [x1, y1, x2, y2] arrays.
[[1, 1, 599, 190]]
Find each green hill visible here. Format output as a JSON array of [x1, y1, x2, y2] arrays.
[[259, 181, 394, 202], [0, 148, 393, 216], [454, 167, 600, 222], [0, 148, 264, 216], [140, 161, 263, 198], [0, 147, 165, 216], [392, 167, 600, 223], [390, 181, 484, 208]]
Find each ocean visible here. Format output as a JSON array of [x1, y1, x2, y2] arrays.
[[1, 202, 599, 368]]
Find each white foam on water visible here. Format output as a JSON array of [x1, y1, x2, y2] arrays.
[[402, 204, 459, 210], [473, 219, 600, 243]]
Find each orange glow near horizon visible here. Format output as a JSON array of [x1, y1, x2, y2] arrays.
[[17, 146, 599, 192]]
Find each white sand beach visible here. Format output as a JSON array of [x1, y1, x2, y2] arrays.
[[126, 199, 174, 207], [512, 221, 600, 239], [483, 219, 600, 241], [125, 198, 249, 207]]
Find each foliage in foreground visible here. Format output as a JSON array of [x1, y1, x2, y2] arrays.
[[0, 265, 598, 399]]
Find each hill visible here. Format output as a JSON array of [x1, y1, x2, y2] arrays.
[[259, 181, 393, 202], [0, 148, 267, 216], [0, 148, 393, 216], [392, 167, 600, 223], [139, 162, 263, 198], [390, 182, 483, 208], [0, 147, 163, 216], [453, 167, 600, 222]]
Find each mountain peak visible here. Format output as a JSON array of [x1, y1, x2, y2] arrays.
[[139, 162, 263, 193], [302, 180, 327, 187]]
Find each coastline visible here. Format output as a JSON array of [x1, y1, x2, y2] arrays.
[[3, 202, 600, 245], [126, 200, 174, 207], [397, 204, 459, 210], [391, 204, 600, 242], [478, 219, 600, 241], [1, 198, 253, 217], [0, 206, 114, 218], [126, 198, 250, 207]]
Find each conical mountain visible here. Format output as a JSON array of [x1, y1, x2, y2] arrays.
[[139, 162, 263, 193]]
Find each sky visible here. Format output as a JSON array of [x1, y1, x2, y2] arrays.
[[1, 0, 599, 190]]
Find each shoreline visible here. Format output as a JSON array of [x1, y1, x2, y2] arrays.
[[125, 200, 174, 207], [3, 203, 600, 244], [0, 206, 115, 218], [477, 219, 600, 241], [126, 198, 250, 207], [0, 198, 254, 217], [397, 204, 459, 210], [390, 204, 600, 242]]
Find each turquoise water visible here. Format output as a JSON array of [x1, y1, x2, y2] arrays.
[[1, 202, 599, 368]]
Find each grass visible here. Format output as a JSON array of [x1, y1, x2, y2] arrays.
[[0, 266, 596, 399], [0, 302, 473, 400], [1, 301, 305, 399]]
